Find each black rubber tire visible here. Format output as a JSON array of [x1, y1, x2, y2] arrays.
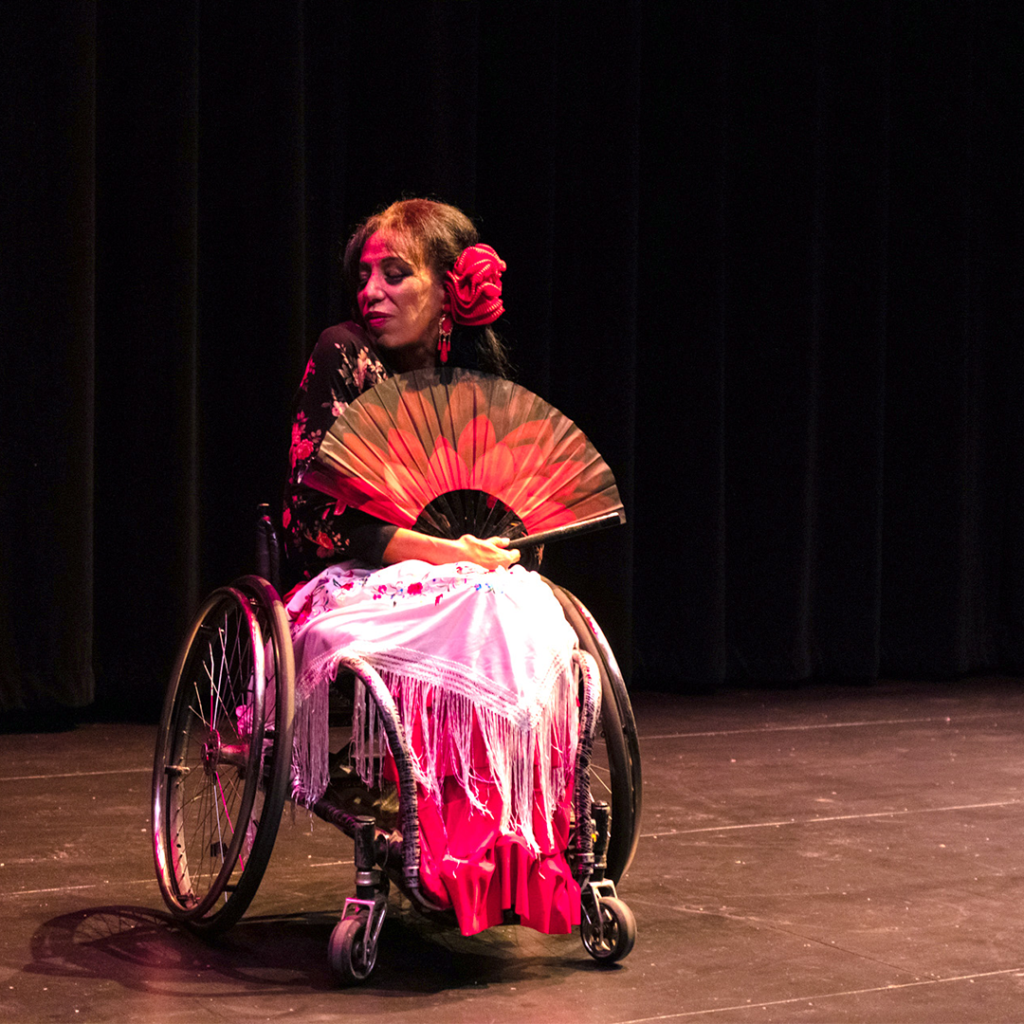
[[329, 915, 378, 984], [581, 896, 637, 963], [151, 576, 295, 934], [545, 583, 642, 883]]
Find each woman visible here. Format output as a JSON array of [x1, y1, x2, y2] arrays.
[[286, 198, 522, 572], [283, 199, 583, 936]]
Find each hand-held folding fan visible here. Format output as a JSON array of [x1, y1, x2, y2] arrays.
[[299, 368, 625, 548]]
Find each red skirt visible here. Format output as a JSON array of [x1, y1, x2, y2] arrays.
[[390, 706, 581, 936]]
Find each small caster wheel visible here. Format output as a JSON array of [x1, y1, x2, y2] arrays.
[[329, 915, 377, 984], [581, 896, 636, 963]]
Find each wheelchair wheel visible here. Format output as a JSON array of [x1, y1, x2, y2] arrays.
[[329, 914, 378, 984], [152, 575, 295, 934], [546, 584, 642, 883], [581, 896, 637, 963]]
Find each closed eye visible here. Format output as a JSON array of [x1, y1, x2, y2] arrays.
[[381, 258, 413, 282], [357, 256, 414, 290]]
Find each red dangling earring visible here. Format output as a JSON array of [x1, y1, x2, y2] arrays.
[[438, 311, 453, 364]]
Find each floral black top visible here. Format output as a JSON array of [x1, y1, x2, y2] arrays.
[[284, 322, 396, 572]]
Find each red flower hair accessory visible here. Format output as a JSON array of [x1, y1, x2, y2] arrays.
[[445, 244, 507, 327]]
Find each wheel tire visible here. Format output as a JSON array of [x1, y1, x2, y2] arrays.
[[581, 896, 637, 963], [545, 583, 642, 883], [152, 577, 294, 934], [329, 916, 378, 984]]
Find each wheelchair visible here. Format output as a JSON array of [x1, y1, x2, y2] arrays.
[[150, 508, 642, 983]]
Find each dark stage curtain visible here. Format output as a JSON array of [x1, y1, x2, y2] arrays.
[[2, 1, 1021, 719]]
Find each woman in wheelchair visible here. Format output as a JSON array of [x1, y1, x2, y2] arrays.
[[153, 198, 638, 977], [282, 198, 588, 936]]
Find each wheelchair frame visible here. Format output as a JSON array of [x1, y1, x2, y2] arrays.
[[151, 523, 642, 983]]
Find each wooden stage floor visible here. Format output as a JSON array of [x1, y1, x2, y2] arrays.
[[4, 677, 1024, 1023]]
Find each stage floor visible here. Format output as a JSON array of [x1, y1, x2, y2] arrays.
[[5, 677, 1024, 1023]]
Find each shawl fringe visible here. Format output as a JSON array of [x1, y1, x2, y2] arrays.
[[289, 643, 579, 855]]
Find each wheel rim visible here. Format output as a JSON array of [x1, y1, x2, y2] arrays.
[[331, 916, 376, 982], [153, 588, 267, 920], [545, 582, 642, 882], [583, 905, 620, 958]]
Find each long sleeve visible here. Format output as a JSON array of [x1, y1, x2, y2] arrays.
[[284, 322, 398, 570]]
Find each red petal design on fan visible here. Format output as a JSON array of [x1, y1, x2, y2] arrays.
[[471, 441, 517, 495], [334, 431, 385, 476], [378, 429, 435, 509], [512, 471, 584, 530], [333, 476, 416, 527], [502, 417, 556, 451], [518, 499, 576, 532], [380, 455, 428, 510], [508, 438, 551, 483], [440, 436, 475, 491], [426, 435, 469, 495], [456, 414, 497, 469], [446, 378, 490, 444], [543, 459, 590, 503]]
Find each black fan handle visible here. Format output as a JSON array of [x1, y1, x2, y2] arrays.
[[506, 511, 624, 550]]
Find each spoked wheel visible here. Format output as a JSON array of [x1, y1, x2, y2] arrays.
[[581, 896, 637, 963], [329, 913, 378, 984], [152, 575, 294, 934], [546, 584, 642, 883]]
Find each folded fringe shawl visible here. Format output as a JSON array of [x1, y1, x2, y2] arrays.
[[286, 562, 581, 855]]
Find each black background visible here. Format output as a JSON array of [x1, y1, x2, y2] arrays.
[[2, 1, 1022, 720]]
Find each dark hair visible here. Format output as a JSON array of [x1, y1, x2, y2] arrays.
[[343, 198, 513, 378]]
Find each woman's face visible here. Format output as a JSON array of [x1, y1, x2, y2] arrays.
[[357, 232, 446, 370]]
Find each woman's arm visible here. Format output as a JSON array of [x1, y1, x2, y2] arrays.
[[382, 529, 520, 570], [285, 324, 397, 566]]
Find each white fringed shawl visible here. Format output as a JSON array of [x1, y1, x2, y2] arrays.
[[286, 559, 580, 853]]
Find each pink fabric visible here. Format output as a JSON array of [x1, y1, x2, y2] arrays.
[[285, 559, 582, 935]]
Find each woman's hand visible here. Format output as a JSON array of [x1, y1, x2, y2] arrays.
[[451, 534, 521, 570], [382, 528, 521, 569]]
